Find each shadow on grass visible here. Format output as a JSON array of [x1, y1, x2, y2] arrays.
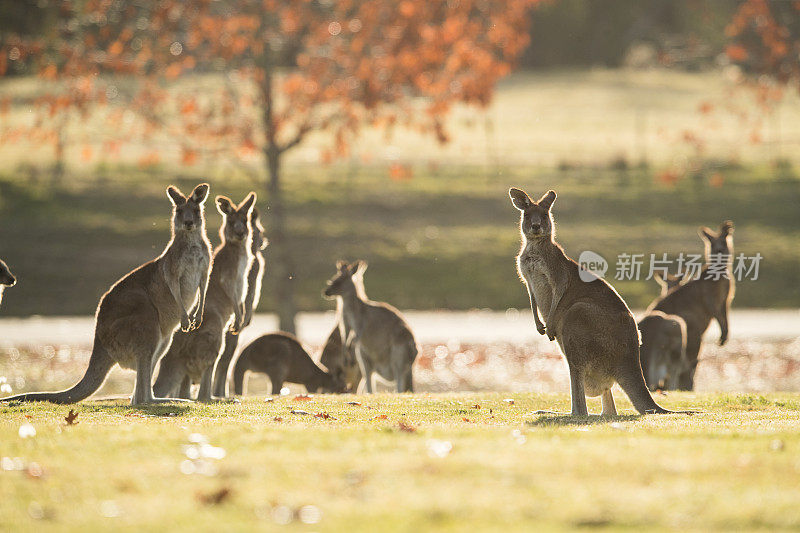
[[81, 397, 195, 417], [526, 413, 641, 427]]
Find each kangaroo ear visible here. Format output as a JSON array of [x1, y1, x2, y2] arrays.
[[250, 206, 260, 222], [336, 260, 349, 272], [508, 188, 533, 211], [720, 220, 734, 236], [537, 190, 557, 211], [167, 186, 186, 206], [350, 260, 367, 276], [239, 192, 257, 214], [698, 226, 715, 242], [216, 196, 234, 215], [654, 272, 666, 286], [190, 183, 209, 204]]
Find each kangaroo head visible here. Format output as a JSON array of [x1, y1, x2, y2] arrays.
[[0, 259, 15, 287], [249, 207, 268, 253], [216, 192, 257, 244], [323, 260, 367, 298], [317, 368, 347, 394], [167, 183, 208, 233], [508, 188, 556, 240], [699, 220, 734, 262], [654, 271, 685, 295]]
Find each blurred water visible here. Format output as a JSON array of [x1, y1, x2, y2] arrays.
[[1, 310, 798, 395], [0, 309, 797, 346]]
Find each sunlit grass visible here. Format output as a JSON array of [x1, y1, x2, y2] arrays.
[[1, 392, 800, 531]]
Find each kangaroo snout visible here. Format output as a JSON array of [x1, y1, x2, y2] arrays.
[[4, 274, 16, 287]]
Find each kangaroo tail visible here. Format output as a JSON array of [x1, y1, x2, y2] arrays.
[[232, 346, 251, 396], [213, 331, 240, 397], [617, 346, 672, 415], [1, 338, 115, 404]]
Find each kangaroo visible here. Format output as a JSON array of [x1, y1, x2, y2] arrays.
[[153, 192, 256, 402], [654, 271, 686, 296], [1, 184, 212, 405], [0, 259, 16, 307], [509, 187, 677, 416], [648, 221, 735, 390], [232, 333, 344, 395], [319, 317, 361, 393], [211, 207, 268, 398], [638, 311, 687, 391], [323, 260, 417, 393]]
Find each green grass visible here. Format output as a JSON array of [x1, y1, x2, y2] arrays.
[[0, 162, 798, 316], [1, 68, 800, 315], [2, 392, 800, 531]]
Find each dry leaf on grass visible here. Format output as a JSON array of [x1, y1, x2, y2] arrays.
[[196, 487, 231, 506], [293, 394, 313, 402], [64, 410, 79, 425], [397, 421, 416, 433]]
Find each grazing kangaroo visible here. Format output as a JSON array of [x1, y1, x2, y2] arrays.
[[323, 260, 417, 393], [638, 311, 687, 391], [319, 318, 362, 394], [153, 192, 256, 402], [509, 187, 676, 416], [649, 221, 735, 390], [212, 206, 268, 398], [233, 333, 344, 395], [654, 271, 686, 296], [1, 184, 212, 405], [0, 259, 16, 306]]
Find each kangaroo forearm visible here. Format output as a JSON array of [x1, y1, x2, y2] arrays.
[[525, 284, 545, 328], [548, 287, 565, 325], [168, 280, 189, 318]]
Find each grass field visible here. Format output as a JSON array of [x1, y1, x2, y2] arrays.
[[0, 162, 798, 316], [2, 392, 800, 531], [1, 68, 800, 316]]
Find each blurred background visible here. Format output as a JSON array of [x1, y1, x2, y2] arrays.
[[0, 0, 798, 394]]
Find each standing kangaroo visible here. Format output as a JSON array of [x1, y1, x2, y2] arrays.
[[323, 261, 417, 393], [233, 333, 344, 395], [153, 192, 256, 402], [648, 221, 735, 390], [1, 184, 212, 405], [638, 310, 687, 391], [509, 187, 675, 416], [0, 259, 16, 307], [212, 207, 268, 398]]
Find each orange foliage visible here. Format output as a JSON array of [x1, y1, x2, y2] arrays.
[[0, 0, 541, 169]]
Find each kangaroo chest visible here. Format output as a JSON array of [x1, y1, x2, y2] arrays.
[[217, 251, 248, 303], [179, 243, 209, 305], [519, 251, 554, 318]]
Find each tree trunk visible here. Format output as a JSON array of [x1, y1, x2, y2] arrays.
[[265, 145, 297, 333]]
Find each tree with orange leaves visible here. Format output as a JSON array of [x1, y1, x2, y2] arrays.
[[725, 1, 800, 96], [1, 0, 540, 331]]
